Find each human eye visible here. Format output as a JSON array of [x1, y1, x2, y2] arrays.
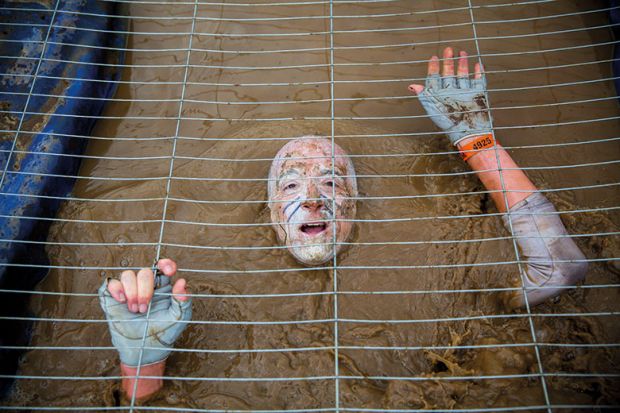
[[281, 181, 298, 192], [323, 176, 343, 189]]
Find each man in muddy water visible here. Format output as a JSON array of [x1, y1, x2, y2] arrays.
[[98, 47, 588, 400], [266, 136, 358, 266]]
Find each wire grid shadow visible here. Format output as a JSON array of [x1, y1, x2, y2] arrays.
[[1, 0, 620, 411]]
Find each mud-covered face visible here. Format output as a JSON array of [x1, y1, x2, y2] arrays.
[[268, 137, 357, 266]]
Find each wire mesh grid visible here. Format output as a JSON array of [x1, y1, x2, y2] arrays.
[[1, 0, 620, 411]]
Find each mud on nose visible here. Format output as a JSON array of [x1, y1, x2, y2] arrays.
[[303, 181, 321, 199], [301, 197, 323, 211], [301, 184, 323, 209]]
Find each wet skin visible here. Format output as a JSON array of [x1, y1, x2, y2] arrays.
[[268, 137, 357, 266], [105, 258, 188, 400]]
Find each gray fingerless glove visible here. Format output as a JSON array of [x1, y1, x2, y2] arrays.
[[418, 70, 492, 145], [503, 192, 588, 308], [98, 276, 192, 366]]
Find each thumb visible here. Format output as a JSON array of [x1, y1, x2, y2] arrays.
[[172, 278, 189, 302], [168, 278, 191, 323], [408, 84, 424, 95]]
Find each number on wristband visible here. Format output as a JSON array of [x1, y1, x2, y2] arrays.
[[459, 133, 495, 161]]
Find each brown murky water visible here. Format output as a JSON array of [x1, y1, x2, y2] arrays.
[[5, 0, 620, 411]]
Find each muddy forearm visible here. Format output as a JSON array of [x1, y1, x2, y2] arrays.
[[121, 361, 166, 400], [457, 137, 587, 307], [458, 138, 537, 212]]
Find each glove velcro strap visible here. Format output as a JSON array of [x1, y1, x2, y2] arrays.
[[457, 133, 495, 161]]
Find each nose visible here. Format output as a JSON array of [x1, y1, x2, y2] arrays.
[[301, 181, 323, 212]]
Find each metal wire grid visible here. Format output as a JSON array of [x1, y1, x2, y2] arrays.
[[1, 0, 620, 411]]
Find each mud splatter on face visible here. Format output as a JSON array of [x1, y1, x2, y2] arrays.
[[268, 136, 357, 265]]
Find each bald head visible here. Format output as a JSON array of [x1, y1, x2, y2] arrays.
[[268, 136, 357, 199], [267, 136, 357, 266]]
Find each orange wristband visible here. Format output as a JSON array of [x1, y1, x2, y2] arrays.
[[458, 133, 495, 162]]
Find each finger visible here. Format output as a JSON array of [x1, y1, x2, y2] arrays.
[[168, 278, 191, 322], [472, 62, 486, 90], [442, 47, 455, 77], [441, 47, 456, 88], [120, 270, 138, 313], [107, 279, 126, 303], [428, 55, 440, 76], [474, 62, 484, 79], [157, 258, 177, 277], [137, 268, 155, 313], [172, 278, 189, 302], [408, 84, 424, 95], [457, 51, 469, 77], [426, 56, 440, 90], [457, 51, 470, 89]]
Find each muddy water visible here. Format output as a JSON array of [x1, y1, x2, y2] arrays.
[[5, 0, 620, 410]]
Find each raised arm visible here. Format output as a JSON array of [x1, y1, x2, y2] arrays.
[[408, 47, 587, 308], [99, 258, 191, 400]]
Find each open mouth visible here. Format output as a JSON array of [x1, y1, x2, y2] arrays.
[[300, 222, 328, 236]]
